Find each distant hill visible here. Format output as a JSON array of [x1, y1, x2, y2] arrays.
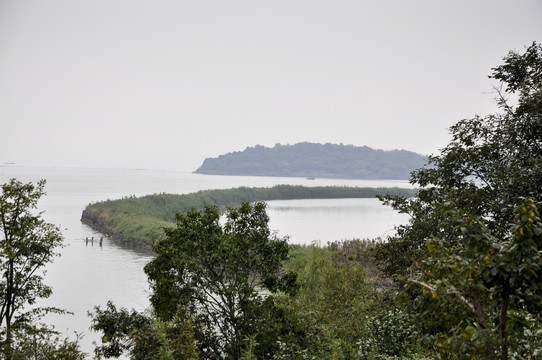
[[194, 143, 428, 180]]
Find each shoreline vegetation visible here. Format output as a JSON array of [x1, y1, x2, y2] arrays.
[[81, 185, 416, 250]]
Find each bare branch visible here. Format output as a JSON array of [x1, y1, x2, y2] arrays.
[[407, 278, 491, 329], [407, 278, 476, 314]]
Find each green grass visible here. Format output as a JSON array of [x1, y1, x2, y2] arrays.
[[83, 185, 416, 246]]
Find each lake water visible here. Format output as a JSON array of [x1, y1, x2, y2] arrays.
[[0, 165, 410, 357]]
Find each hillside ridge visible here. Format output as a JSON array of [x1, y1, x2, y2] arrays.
[[194, 142, 427, 180]]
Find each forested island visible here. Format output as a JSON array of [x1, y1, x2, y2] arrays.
[[194, 142, 427, 180], [81, 185, 416, 249]]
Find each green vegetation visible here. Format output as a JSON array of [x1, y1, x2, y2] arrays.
[[0, 179, 85, 359], [375, 42, 542, 358], [278, 242, 421, 359], [82, 185, 416, 246], [146, 203, 290, 359], [90, 204, 425, 360], [194, 142, 427, 180]]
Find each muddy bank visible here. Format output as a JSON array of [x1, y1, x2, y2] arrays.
[[81, 209, 152, 251]]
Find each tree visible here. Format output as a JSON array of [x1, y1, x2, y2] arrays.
[[404, 199, 542, 359], [144, 202, 290, 359], [91, 202, 291, 359], [0, 179, 84, 359], [375, 43, 542, 358], [377, 42, 542, 275], [90, 301, 198, 360]]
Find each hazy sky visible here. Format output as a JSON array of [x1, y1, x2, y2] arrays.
[[1, 1, 541, 171]]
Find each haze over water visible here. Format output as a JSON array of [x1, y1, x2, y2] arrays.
[[1, 1, 540, 171]]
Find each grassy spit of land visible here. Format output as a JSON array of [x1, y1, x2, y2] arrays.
[[81, 185, 416, 250]]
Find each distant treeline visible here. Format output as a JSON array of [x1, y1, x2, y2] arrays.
[[194, 142, 428, 180], [81, 185, 416, 248]]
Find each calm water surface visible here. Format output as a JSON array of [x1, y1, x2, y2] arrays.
[[0, 166, 410, 357]]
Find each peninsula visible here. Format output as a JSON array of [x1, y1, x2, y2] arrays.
[[81, 185, 416, 250]]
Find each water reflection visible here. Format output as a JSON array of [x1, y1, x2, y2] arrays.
[[267, 198, 409, 244]]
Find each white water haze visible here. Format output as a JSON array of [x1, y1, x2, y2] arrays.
[[1, 0, 541, 170]]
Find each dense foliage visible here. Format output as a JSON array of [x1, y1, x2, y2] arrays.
[[405, 200, 542, 358], [146, 202, 290, 359], [194, 142, 427, 180], [275, 243, 421, 359], [376, 42, 542, 358], [82, 185, 415, 246], [91, 234, 425, 359], [91, 203, 291, 359], [90, 301, 199, 360], [0, 179, 84, 359], [378, 42, 542, 275]]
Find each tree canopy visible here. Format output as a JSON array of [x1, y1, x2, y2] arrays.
[[145, 202, 290, 359], [378, 42, 542, 276], [0, 179, 84, 359], [376, 42, 542, 358], [91, 202, 295, 359]]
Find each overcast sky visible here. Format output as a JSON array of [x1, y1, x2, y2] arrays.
[[1, 0, 540, 171]]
